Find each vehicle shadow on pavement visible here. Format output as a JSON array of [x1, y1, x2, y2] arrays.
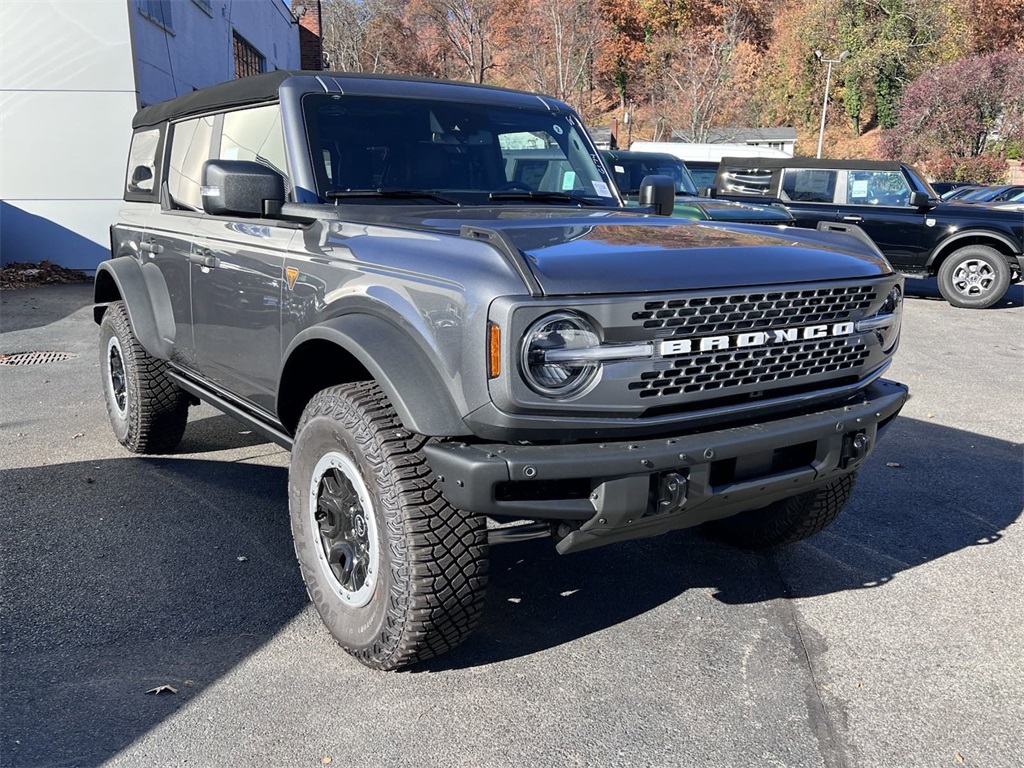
[[424, 416, 1022, 670], [904, 278, 1024, 308], [0, 457, 304, 768]]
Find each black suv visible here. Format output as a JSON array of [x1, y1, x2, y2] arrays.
[[713, 158, 1024, 308], [94, 71, 908, 669]]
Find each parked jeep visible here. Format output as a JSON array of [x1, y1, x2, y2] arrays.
[[95, 71, 908, 670], [601, 149, 793, 225], [712, 157, 1024, 308]]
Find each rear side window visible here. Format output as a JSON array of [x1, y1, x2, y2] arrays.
[[780, 169, 838, 203], [167, 115, 215, 210], [124, 128, 162, 201]]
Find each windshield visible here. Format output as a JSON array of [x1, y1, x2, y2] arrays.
[[603, 152, 699, 196], [302, 94, 618, 207]]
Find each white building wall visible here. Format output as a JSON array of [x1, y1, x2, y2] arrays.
[[0, 0, 137, 270], [131, 0, 300, 107], [1, 0, 301, 271]]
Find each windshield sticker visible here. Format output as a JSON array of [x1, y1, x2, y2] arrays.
[[552, 124, 564, 135], [615, 165, 625, 173], [851, 179, 869, 198], [592, 180, 612, 198], [562, 171, 577, 191]]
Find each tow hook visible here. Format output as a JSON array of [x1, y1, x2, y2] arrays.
[[656, 472, 689, 515], [841, 431, 871, 468]]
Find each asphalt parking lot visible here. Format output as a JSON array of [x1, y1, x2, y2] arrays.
[[1, 279, 1022, 768]]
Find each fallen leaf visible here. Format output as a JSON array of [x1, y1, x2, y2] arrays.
[[954, 752, 964, 764], [145, 685, 178, 695], [236, 556, 248, 562], [322, 758, 332, 766], [885, 462, 903, 468]]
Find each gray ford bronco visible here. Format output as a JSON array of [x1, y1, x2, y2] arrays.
[[95, 71, 908, 670]]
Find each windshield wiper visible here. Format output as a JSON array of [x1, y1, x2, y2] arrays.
[[325, 188, 460, 205], [488, 190, 603, 206]]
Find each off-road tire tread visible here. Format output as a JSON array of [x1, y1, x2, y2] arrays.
[[704, 473, 857, 550], [292, 381, 488, 670], [100, 301, 188, 454]]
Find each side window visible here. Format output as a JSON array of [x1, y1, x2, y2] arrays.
[[780, 169, 838, 203], [167, 115, 215, 210], [219, 104, 290, 192], [124, 128, 161, 201], [847, 170, 911, 206]]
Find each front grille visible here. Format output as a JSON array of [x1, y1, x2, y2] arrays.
[[632, 285, 875, 337], [629, 337, 869, 399]]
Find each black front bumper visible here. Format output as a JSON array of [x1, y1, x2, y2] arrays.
[[424, 379, 908, 554]]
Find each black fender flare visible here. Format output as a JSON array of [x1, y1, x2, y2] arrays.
[[93, 256, 175, 360], [279, 314, 469, 437], [927, 230, 1023, 270]]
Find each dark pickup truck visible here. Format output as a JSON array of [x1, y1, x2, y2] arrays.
[[712, 157, 1024, 308], [94, 71, 908, 670]]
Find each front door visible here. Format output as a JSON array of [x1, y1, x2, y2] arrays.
[[837, 169, 924, 270]]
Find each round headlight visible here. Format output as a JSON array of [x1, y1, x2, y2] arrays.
[[878, 285, 902, 353], [521, 312, 601, 398]]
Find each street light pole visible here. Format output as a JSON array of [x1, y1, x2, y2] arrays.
[[815, 50, 849, 159]]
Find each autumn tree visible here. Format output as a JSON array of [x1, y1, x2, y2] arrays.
[[881, 49, 1024, 180]]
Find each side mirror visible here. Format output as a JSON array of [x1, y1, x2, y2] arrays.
[[909, 191, 934, 209], [129, 164, 154, 192], [201, 159, 286, 217], [701, 186, 717, 198], [638, 174, 675, 216]]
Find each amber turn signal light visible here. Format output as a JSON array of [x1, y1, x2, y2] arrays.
[[488, 322, 501, 378]]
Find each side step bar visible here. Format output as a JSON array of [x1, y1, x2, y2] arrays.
[[166, 371, 294, 450]]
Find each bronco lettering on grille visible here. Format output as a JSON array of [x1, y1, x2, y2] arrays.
[[658, 322, 855, 357]]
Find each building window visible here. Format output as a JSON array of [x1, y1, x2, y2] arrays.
[[234, 32, 265, 79], [191, 0, 213, 16], [137, 0, 173, 32]]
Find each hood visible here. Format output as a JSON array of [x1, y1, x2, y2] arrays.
[[405, 210, 893, 296], [673, 196, 793, 222]]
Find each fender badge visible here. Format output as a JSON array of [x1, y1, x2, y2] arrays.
[[285, 267, 299, 290], [925, 218, 936, 227]]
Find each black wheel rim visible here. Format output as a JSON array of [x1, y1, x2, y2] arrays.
[[309, 452, 378, 607], [107, 337, 127, 417]]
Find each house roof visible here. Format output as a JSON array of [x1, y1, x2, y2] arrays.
[[670, 127, 797, 144]]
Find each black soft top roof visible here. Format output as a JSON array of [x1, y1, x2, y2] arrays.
[[132, 70, 569, 129], [718, 157, 906, 172]]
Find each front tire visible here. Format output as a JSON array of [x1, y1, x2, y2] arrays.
[[289, 382, 488, 670], [937, 245, 1011, 309], [98, 301, 189, 454], [702, 473, 857, 550]]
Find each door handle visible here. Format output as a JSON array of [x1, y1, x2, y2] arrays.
[[842, 215, 864, 223], [140, 239, 163, 255], [188, 249, 219, 269]]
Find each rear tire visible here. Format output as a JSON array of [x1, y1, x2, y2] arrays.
[[289, 381, 488, 670], [937, 245, 1011, 309], [703, 473, 857, 549], [99, 301, 189, 454]]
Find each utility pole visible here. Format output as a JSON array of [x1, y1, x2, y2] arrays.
[[815, 50, 849, 159]]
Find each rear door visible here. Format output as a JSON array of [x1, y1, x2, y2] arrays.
[[775, 167, 841, 229]]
